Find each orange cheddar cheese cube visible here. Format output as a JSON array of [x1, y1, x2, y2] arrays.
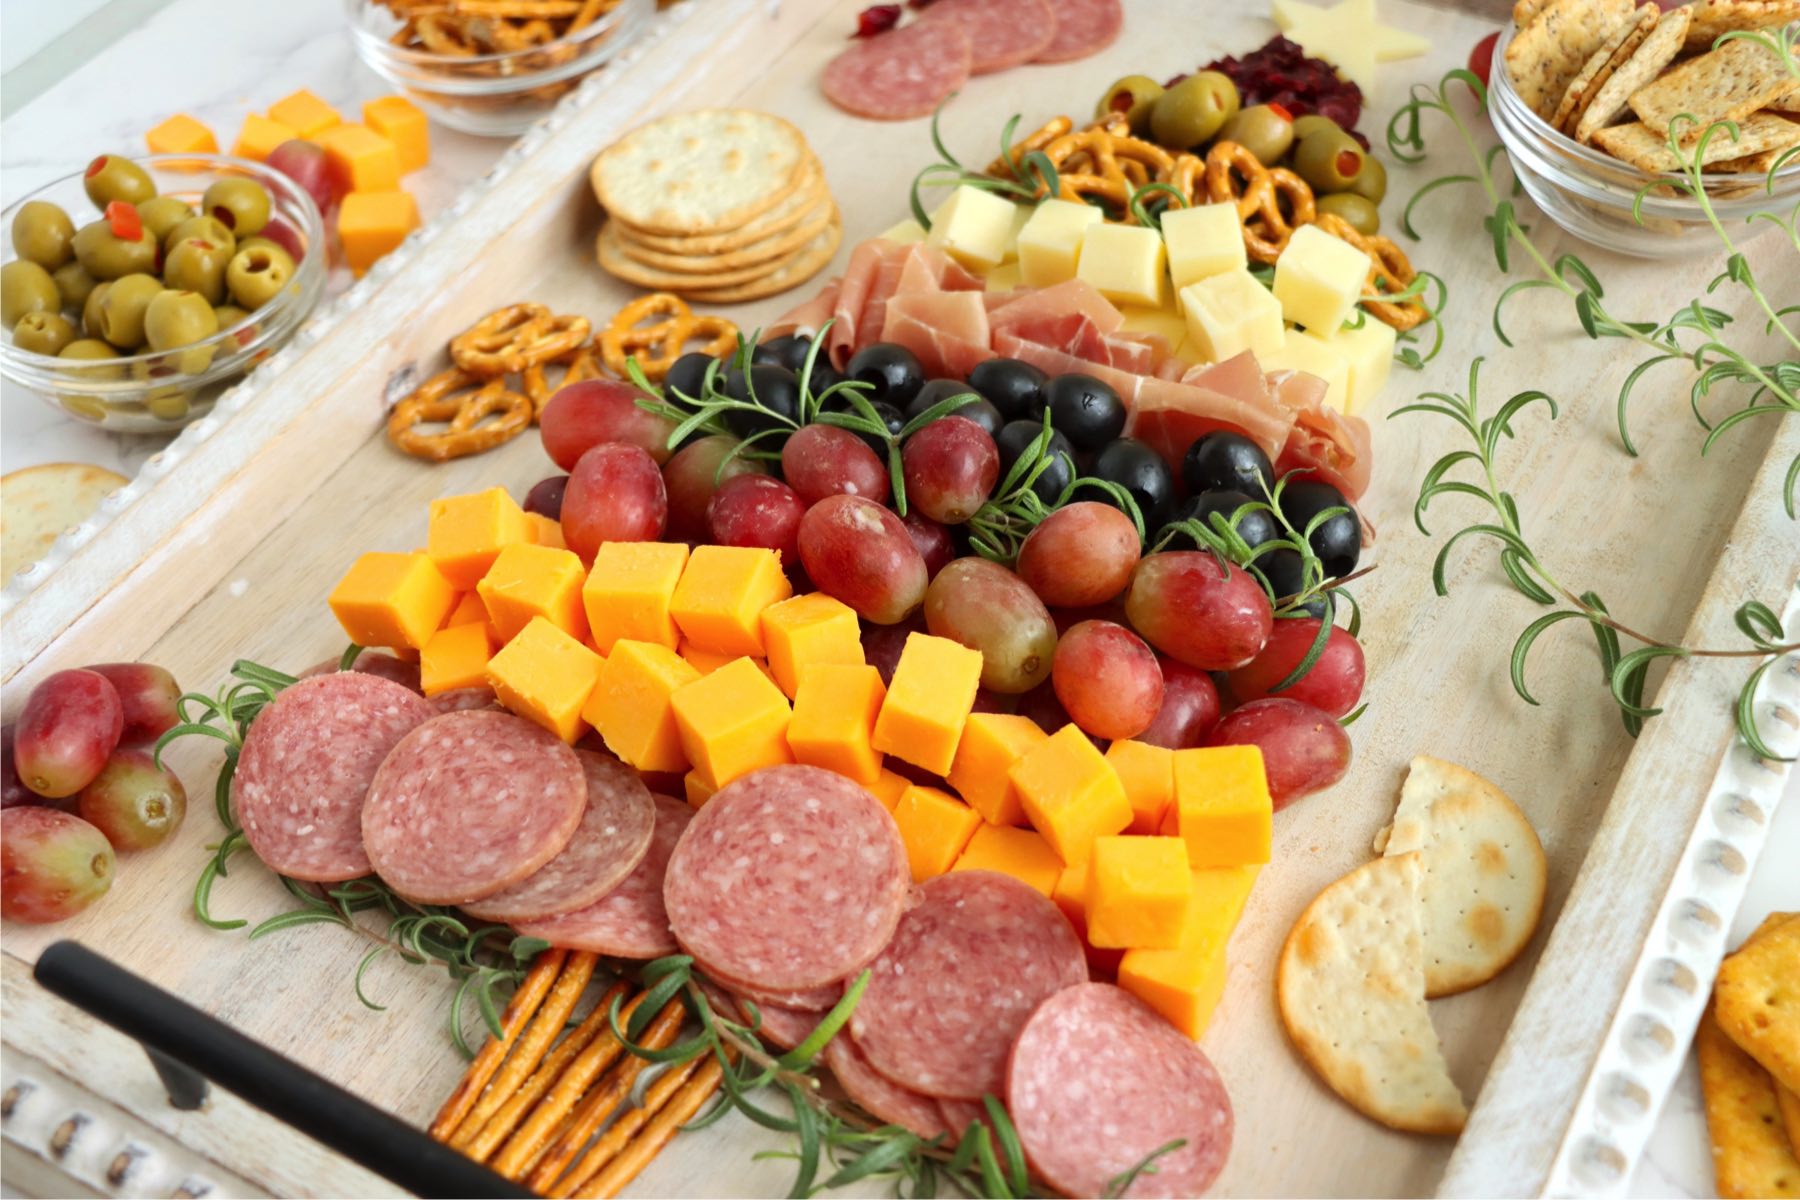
[[477, 543, 588, 643], [362, 95, 429, 174], [669, 545, 791, 656], [231, 114, 296, 162], [951, 824, 1061, 896], [760, 593, 864, 698], [1117, 865, 1261, 1040], [1107, 740, 1176, 834], [1086, 836, 1193, 949], [1170, 745, 1272, 866], [585, 640, 700, 773], [487, 616, 604, 743], [669, 657, 793, 788], [679, 642, 734, 674], [786, 664, 885, 784], [685, 769, 718, 809], [525, 513, 565, 550], [445, 590, 490, 629], [1010, 724, 1131, 865], [338, 190, 418, 276], [584, 542, 688, 652], [420, 620, 496, 697], [317, 123, 400, 193], [893, 785, 981, 882], [867, 768, 912, 812], [329, 551, 456, 650], [269, 88, 341, 137], [1052, 857, 1089, 929], [145, 114, 217, 156], [872, 633, 982, 775], [947, 713, 1046, 827], [427, 487, 533, 589]]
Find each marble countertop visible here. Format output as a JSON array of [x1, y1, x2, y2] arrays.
[[1, 3, 1794, 1198]]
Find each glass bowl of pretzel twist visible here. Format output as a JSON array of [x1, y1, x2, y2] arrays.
[[347, 0, 653, 136]]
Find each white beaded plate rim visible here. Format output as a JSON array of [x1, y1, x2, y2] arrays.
[[0, 0, 692, 614]]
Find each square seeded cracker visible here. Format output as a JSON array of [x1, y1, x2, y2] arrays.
[[1575, 5, 1690, 141], [1592, 111, 1800, 169], [1552, 3, 1660, 134], [1629, 36, 1800, 142], [1682, 0, 1800, 52], [1506, 0, 1637, 119]]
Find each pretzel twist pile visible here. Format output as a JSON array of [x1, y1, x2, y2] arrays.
[[451, 303, 591, 377], [599, 292, 739, 382]]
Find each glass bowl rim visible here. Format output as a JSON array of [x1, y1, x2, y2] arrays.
[[343, 0, 643, 70]]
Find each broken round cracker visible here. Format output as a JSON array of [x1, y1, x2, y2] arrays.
[[1505, 0, 1637, 119], [1576, 5, 1691, 142], [1716, 913, 1800, 1095], [1629, 36, 1800, 142], [1, 462, 128, 584], [612, 196, 837, 275], [1372, 755, 1547, 998], [1594, 111, 1800, 171], [591, 109, 809, 236], [1698, 1000, 1800, 1199], [1682, 0, 1800, 52], [1552, 3, 1658, 135], [1277, 852, 1469, 1136]]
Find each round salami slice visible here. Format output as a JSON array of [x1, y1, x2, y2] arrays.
[[826, 1036, 949, 1140], [1034, 0, 1123, 62], [362, 710, 584, 905], [821, 19, 973, 122], [663, 765, 909, 992], [700, 972, 844, 1012], [850, 870, 1086, 1100], [1007, 983, 1234, 1198], [234, 673, 433, 882], [427, 686, 498, 715], [299, 651, 423, 694], [920, 0, 1055, 74], [731, 993, 824, 1051], [459, 751, 656, 922], [937, 1097, 1000, 1144], [513, 795, 693, 958]]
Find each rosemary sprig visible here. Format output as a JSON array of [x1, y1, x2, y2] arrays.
[[909, 109, 1064, 231]]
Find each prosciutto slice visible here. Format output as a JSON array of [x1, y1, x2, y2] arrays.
[[827, 239, 900, 368], [989, 279, 1124, 337], [881, 289, 995, 380], [1127, 352, 1296, 466], [1270, 369, 1373, 500]]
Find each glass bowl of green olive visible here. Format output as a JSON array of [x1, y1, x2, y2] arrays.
[[1, 152, 326, 433]]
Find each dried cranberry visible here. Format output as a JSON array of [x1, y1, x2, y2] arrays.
[[853, 3, 902, 35], [1195, 35, 1364, 136]]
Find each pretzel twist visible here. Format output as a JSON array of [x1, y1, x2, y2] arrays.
[[600, 292, 739, 382], [1312, 213, 1430, 332], [451, 304, 590, 377], [1204, 141, 1316, 264], [523, 345, 603, 412], [388, 367, 534, 461]]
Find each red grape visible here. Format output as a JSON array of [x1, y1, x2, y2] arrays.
[[708, 474, 806, 565], [85, 663, 180, 744], [1136, 658, 1224, 749], [267, 139, 347, 217], [1124, 551, 1273, 670], [862, 616, 925, 686], [1016, 502, 1141, 607], [524, 475, 568, 520], [1052, 620, 1163, 740], [77, 748, 186, 851], [924, 558, 1057, 693], [1206, 697, 1350, 809], [256, 216, 305, 263], [562, 443, 668, 558], [1049, 601, 1130, 634], [901, 416, 998, 524], [902, 512, 955, 578], [2, 725, 36, 810], [1, 806, 114, 922], [972, 688, 1016, 715], [542, 379, 678, 470], [1227, 619, 1365, 717], [14, 670, 123, 799], [797, 495, 928, 624], [1469, 30, 1498, 88], [663, 435, 760, 543], [1017, 681, 1074, 737], [781, 424, 889, 506]]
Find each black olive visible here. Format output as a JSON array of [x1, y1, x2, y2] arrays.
[[1046, 373, 1126, 452], [1182, 432, 1275, 498], [906, 379, 1002, 438], [838, 399, 907, 457], [1090, 437, 1174, 531], [1256, 547, 1325, 615], [846, 343, 926, 408], [1279, 479, 1361, 577], [996, 419, 1076, 506], [968, 357, 1049, 422], [802, 357, 846, 401], [665, 351, 719, 405], [1161, 490, 1281, 551], [753, 334, 812, 373], [725, 364, 801, 443]]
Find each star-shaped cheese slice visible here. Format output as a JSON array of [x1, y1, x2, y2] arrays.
[[1271, 0, 1431, 94]]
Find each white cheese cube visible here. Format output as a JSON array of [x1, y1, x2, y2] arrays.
[[925, 186, 1021, 271], [1076, 222, 1168, 308], [1016, 198, 1104, 287], [985, 261, 1023, 295], [1000, 203, 1033, 264], [1119, 305, 1189, 348], [1179, 270, 1284, 362], [1161, 203, 1247, 289], [1263, 328, 1352, 410], [1272, 224, 1372, 333], [878, 217, 928, 245], [1320, 319, 1396, 414]]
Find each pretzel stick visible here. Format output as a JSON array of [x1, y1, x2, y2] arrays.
[[566, 1055, 728, 1200], [526, 997, 686, 1192], [445, 951, 597, 1146], [548, 1053, 707, 1198], [429, 948, 569, 1140], [456, 979, 629, 1158]]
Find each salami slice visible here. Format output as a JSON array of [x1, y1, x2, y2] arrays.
[[825, 1036, 949, 1140], [1034, 0, 1123, 62], [663, 765, 909, 991], [701, 973, 844, 1012], [427, 686, 498, 714], [1007, 983, 1234, 1198], [937, 1097, 999, 1143], [234, 673, 433, 882], [513, 796, 693, 958], [731, 993, 824, 1051], [362, 710, 584, 904], [459, 751, 656, 922], [850, 870, 1086, 1100], [821, 20, 973, 122], [919, 0, 1056, 74], [299, 651, 423, 694]]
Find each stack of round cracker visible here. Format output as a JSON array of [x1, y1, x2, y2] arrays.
[[590, 109, 841, 305]]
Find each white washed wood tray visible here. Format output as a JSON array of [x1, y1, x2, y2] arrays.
[[4, 0, 1798, 1196]]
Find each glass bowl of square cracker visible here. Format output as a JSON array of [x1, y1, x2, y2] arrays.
[[347, 0, 654, 137], [1490, 4, 1799, 257]]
